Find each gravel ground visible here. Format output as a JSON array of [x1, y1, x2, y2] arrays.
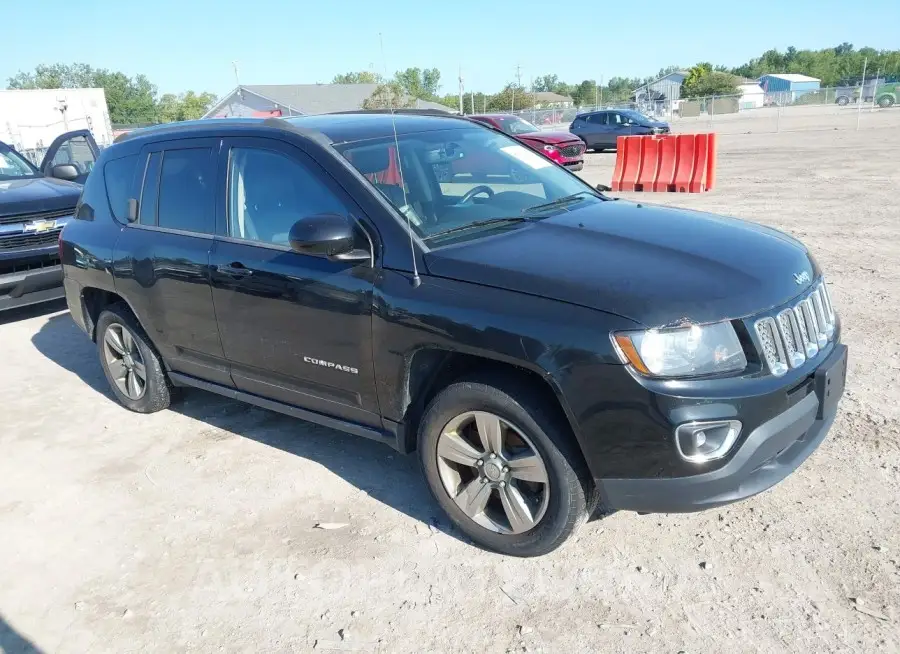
[[1, 111, 899, 654]]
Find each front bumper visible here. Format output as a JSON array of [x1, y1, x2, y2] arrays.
[[599, 343, 847, 513], [0, 254, 64, 311]]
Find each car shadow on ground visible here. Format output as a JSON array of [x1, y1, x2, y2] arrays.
[[0, 614, 43, 654], [29, 312, 472, 545]]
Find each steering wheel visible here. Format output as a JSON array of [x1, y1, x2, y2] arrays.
[[458, 185, 495, 204]]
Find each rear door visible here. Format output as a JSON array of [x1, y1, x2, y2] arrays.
[[582, 112, 608, 148], [208, 136, 380, 426], [112, 137, 232, 387], [39, 129, 100, 185]]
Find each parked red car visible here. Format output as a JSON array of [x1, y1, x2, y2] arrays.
[[468, 114, 585, 172]]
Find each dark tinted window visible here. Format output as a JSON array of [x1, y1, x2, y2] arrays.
[[157, 148, 214, 233], [103, 154, 139, 221], [228, 147, 347, 246], [586, 113, 607, 125], [139, 152, 162, 225]]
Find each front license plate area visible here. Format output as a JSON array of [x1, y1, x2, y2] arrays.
[[815, 344, 847, 419]]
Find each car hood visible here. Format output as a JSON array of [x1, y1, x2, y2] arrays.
[[0, 177, 82, 218], [517, 131, 581, 145], [424, 201, 817, 326]]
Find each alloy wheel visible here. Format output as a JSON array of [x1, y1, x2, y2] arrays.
[[435, 411, 550, 534], [103, 323, 147, 400]]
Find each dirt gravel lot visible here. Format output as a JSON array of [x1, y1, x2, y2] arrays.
[[2, 111, 899, 654]]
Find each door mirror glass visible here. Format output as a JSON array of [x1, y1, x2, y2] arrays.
[[289, 213, 356, 258], [50, 164, 80, 181]]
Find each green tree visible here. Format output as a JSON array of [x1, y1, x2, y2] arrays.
[[486, 84, 534, 112], [6, 62, 216, 124], [532, 74, 559, 92], [331, 71, 383, 84], [681, 64, 740, 98], [158, 91, 218, 122], [731, 45, 900, 86], [393, 67, 441, 100], [362, 82, 416, 109]]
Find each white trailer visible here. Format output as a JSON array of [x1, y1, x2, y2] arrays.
[[0, 88, 113, 165]]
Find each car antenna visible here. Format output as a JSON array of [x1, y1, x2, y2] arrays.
[[379, 32, 421, 288]]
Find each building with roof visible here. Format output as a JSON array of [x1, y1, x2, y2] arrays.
[[758, 74, 821, 102], [201, 84, 451, 118], [532, 91, 573, 108]]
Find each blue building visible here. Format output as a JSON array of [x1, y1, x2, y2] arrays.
[[758, 74, 821, 102]]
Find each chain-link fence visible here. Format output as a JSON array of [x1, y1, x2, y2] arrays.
[[509, 85, 898, 134]]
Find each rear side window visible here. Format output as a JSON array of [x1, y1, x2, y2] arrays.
[[587, 113, 607, 125], [103, 154, 139, 221], [156, 148, 215, 234]]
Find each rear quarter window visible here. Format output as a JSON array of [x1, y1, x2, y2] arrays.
[[103, 153, 140, 222]]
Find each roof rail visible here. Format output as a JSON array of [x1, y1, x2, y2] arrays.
[[326, 108, 468, 119]]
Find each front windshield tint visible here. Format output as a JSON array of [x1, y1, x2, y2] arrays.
[[0, 148, 38, 179], [502, 117, 540, 135], [339, 126, 599, 242]]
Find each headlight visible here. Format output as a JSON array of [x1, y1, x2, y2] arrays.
[[612, 322, 747, 378]]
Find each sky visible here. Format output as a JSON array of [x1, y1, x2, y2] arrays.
[[5, 0, 899, 97]]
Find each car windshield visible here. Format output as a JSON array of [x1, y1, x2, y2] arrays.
[[338, 126, 603, 244], [0, 145, 39, 180], [500, 117, 540, 135]]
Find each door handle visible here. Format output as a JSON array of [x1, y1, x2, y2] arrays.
[[217, 262, 253, 278]]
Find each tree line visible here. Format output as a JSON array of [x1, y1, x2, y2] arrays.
[[6, 63, 217, 125], [337, 43, 900, 112]]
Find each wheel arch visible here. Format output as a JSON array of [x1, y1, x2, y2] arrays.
[[80, 287, 139, 342], [398, 348, 581, 456]]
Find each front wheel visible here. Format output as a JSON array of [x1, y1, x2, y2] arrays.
[[418, 376, 596, 556], [836, 95, 850, 107], [877, 95, 895, 108]]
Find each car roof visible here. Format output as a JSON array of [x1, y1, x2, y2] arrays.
[[114, 112, 478, 148]]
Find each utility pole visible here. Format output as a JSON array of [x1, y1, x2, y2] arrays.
[[599, 75, 603, 108], [857, 57, 868, 131], [232, 61, 242, 100], [471, 91, 475, 114], [458, 65, 464, 115]]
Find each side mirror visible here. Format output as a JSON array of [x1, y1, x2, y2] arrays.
[[288, 213, 367, 261], [51, 164, 80, 181]]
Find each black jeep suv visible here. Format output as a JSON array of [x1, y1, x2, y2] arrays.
[[1, 130, 99, 311], [60, 114, 846, 556]]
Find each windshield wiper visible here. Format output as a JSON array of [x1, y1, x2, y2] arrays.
[[523, 191, 599, 216], [424, 217, 529, 241]]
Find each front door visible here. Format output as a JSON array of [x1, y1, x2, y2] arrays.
[[209, 137, 380, 427], [40, 129, 100, 185]]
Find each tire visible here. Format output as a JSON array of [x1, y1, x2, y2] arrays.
[[418, 375, 597, 557], [592, 146, 605, 153], [836, 96, 850, 107], [877, 95, 895, 109], [96, 303, 175, 413]]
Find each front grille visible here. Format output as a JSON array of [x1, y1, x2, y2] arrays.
[[0, 229, 61, 251], [0, 208, 74, 227], [559, 143, 585, 158], [754, 280, 836, 376], [0, 255, 60, 277]]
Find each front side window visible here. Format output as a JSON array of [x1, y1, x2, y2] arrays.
[[587, 113, 607, 125], [228, 147, 347, 246], [339, 126, 603, 244], [0, 146, 38, 179], [157, 148, 214, 234], [50, 136, 96, 175]]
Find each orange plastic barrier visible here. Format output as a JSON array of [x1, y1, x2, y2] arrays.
[[611, 133, 717, 193]]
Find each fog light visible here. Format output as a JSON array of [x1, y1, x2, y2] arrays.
[[675, 420, 742, 463]]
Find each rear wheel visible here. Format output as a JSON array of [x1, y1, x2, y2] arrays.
[[418, 376, 596, 556], [836, 95, 850, 107], [877, 95, 895, 108], [96, 304, 174, 413]]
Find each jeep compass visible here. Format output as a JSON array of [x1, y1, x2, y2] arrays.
[[60, 113, 846, 556]]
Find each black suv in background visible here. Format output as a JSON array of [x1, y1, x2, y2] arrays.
[[570, 109, 670, 151], [1, 130, 99, 311], [60, 114, 846, 556]]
